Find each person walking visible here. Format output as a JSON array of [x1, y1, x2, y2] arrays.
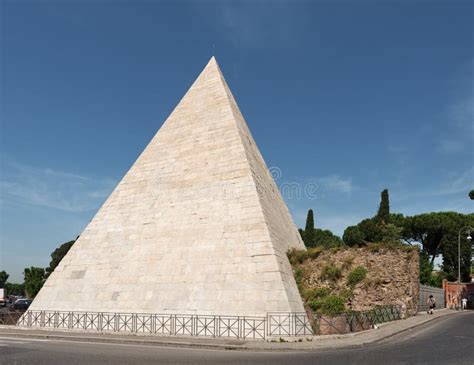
[[461, 297, 467, 310], [427, 295, 436, 314]]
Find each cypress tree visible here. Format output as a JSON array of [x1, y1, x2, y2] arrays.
[[298, 228, 305, 240], [304, 209, 315, 247], [376, 189, 390, 224]]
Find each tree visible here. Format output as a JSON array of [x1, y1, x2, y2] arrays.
[[343, 191, 404, 246], [376, 189, 390, 224], [313, 228, 344, 248], [0, 271, 9, 288], [343, 219, 403, 246], [401, 212, 470, 266], [45, 239, 76, 278], [389, 213, 406, 229], [343, 226, 365, 246], [470, 190, 474, 200], [5, 282, 25, 296], [298, 228, 304, 241], [401, 212, 474, 281], [24, 267, 46, 298], [441, 222, 474, 282], [419, 251, 446, 287], [381, 223, 403, 244], [358, 218, 384, 243], [303, 209, 315, 247], [419, 251, 435, 285], [300, 209, 343, 248]]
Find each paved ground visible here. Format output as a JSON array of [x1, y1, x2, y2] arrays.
[[0, 311, 472, 364], [0, 308, 460, 350]]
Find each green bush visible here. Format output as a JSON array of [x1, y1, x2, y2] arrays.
[[320, 265, 342, 281], [303, 287, 331, 301], [309, 295, 346, 315], [287, 249, 308, 265], [339, 288, 353, 300], [287, 247, 324, 266], [307, 247, 324, 259], [341, 256, 354, 270], [347, 266, 368, 288], [294, 268, 304, 288]]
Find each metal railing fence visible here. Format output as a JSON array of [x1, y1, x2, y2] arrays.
[[16, 310, 313, 340], [0, 311, 25, 325], [313, 305, 402, 335]]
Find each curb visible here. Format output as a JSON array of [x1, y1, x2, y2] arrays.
[[250, 310, 464, 352], [0, 331, 248, 351]]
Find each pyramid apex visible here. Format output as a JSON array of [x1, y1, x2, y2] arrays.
[[194, 56, 224, 85], [203, 56, 221, 71]]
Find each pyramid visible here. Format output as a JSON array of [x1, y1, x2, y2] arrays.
[[27, 57, 306, 318]]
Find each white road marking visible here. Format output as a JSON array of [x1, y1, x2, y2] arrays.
[[0, 339, 29, 346], [0, 336, 241, 353], [0, 336, 49, 343]]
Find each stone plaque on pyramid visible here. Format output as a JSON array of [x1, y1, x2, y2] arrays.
[[25, 57, 306, 320]]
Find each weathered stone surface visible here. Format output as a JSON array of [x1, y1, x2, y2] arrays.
[[298, 246, 420, 317], [28, 57, 306, 317]]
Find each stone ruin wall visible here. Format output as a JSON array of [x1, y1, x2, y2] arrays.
[[300, 246, 420, 317]]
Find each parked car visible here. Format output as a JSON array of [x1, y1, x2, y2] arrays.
[[13, 299, 32, 311]]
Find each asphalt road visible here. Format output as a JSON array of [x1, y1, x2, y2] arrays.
[[0, 312, 472, 365]]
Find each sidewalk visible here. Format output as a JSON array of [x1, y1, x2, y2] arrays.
[[0, 309, 463, 351]]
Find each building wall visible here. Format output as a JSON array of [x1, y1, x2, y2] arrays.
[[443, 280, 474, 309]]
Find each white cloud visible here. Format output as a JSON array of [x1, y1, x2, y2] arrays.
[[446, 166, 474, 195], [439, 62, 474, 154], [424, 166, 474, 196], [0, 161, 116, 212], [316, 175, 353, 194], [402, 166, 474, 199]]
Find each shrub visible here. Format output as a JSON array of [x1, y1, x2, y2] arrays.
[[320, 265, 342, 281], [287, 249, 308, 265], [341, 256, 354, 270], [294, 268, 304, 288], [309, 295, 346, 316], [339, 288, 353, 300], [287, 247, 324, 266], [347, 266, 368, 288], [307, 247, 324, 260], [303, 287, 331, 302]]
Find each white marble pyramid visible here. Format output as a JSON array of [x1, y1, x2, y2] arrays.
[[27, 57, 306, 317]]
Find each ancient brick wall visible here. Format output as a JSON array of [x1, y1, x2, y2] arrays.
[[298, 245, 420, 317]]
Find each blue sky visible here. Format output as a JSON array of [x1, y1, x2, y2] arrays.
[[1, 0, 473, 282]]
